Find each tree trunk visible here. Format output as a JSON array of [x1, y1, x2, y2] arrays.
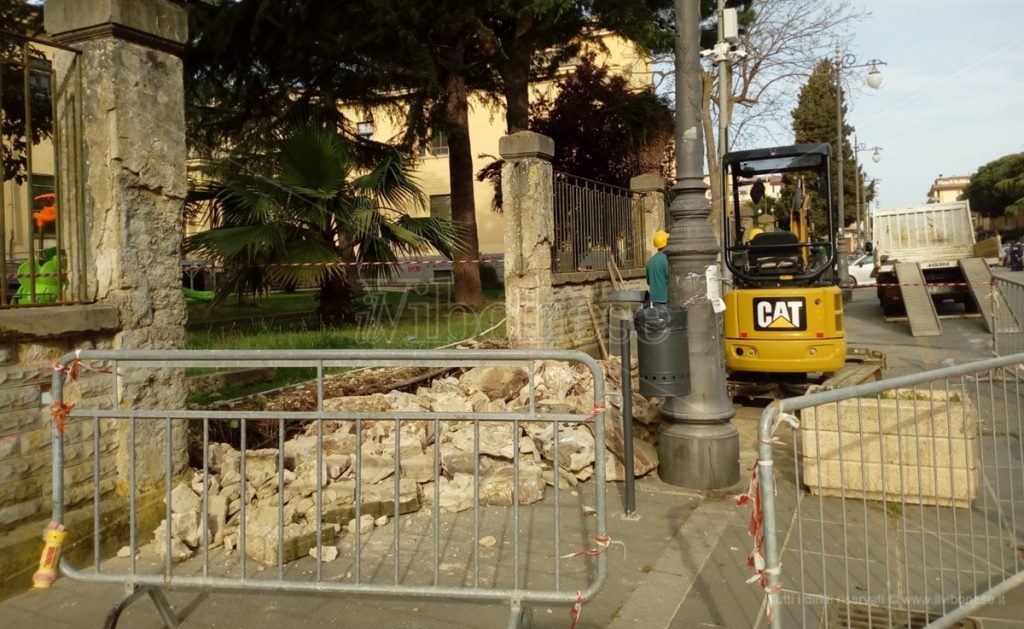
[[500, 54, 531, 133], [702, 72, 723, 245], [446, 73, 483, 307]]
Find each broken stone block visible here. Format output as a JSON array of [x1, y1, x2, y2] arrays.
[[478, 423, 517, 460], [347, 514, 375, 534], [244, 521, 337, 565], [244, 449, 281, 485], [401, 453, 436, 483], [355, 453, 395, 484], [535, 361, 580, 402], [556, 426, 596, 473], [438, 473, 474, 513], [324, 454, 351, 480], [309, 545, 339, 562], [359, 479, 421, 518], [458, 367, 529, 401], [190, 470, 221, 497], [208, 493, 228, 545], [479, 464, 546, 506], [153, 538, 192, 562], [167, 483, 201, 515]]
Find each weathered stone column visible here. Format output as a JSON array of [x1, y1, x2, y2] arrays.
[[499, 132, 555, 349], [45, 0, 189, 490], [630, 173, 666, 258]]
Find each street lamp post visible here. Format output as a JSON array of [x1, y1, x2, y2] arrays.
[[853, 136, 882, 251], [658, 0, 738, 489], [832, 44, 885, 294]]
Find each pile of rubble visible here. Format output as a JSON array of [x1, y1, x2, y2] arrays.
[[143, 360, 660, 565]]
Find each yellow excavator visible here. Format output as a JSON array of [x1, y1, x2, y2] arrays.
[[720, 143, 846, 388]]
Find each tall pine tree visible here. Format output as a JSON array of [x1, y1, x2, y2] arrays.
[[788, 59, 863, 229]]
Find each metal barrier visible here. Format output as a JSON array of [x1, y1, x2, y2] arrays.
[[753, 353, 1024, 628], [992, 275, 1024, 356], [49, 349, 609, 628]]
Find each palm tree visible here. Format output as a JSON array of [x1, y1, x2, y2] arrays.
[[185, 124, 461, 323]]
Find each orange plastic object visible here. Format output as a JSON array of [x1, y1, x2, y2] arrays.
[[32, 193, 57, 229]]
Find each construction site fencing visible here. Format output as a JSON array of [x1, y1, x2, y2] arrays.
[[992, 275, 1024, 356], [751, 352, 1024, 628], [47, 348, 609, 629]]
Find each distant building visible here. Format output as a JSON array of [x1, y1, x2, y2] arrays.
[[927, 175, 970, 204]]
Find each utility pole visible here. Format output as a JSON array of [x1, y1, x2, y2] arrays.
[[659, 0, 738, 490]]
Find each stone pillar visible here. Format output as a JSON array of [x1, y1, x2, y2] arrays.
[[45, 0, 189, 491], [630, 173, 666, 258], [499, 131, 555, 349]]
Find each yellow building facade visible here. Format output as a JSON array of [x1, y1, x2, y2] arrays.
[[927, 175, 970, 204], [343, 34, 652, 257]]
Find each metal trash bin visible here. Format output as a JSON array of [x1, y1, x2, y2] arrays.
[[633, 305, 690, 397]]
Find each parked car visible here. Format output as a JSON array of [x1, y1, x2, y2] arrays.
[[848, 253, 876, 286]]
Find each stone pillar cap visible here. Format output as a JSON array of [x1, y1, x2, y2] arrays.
[[630, 172, 665, 192], [499, 131, 554, 161], [45, 0, 187, 50]]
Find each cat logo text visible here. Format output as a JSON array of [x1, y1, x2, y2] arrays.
[[753, 297, 807, 331]]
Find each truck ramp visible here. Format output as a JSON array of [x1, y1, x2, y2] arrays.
[[894, 262, 942, 337], [959, 257, 997, 333]]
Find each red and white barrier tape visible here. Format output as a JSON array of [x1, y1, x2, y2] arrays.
[[736, 412, 799, 620], [561, 536, 618, 629]]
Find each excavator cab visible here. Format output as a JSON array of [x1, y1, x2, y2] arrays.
[[721, 143, 846, 375]]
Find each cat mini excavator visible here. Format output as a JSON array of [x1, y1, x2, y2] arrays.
[[720, 143, 878, 394]]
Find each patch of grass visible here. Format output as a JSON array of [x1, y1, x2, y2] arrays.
[[186, 290, 319, 326], [185, 284, 507, 404], [884, 501, 903, 519]]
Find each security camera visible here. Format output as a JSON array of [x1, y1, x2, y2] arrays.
[[700, 49, 714, 58]]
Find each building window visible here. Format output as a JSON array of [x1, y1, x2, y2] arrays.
[[356, 121, 374, 138], [425, 131, 449, 157], [429, 194, 452, 221]]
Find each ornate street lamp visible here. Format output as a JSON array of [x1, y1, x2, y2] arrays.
[[833, 44, 886, 292], [658, 0, 738, 489], [853, 137, 883, 252]]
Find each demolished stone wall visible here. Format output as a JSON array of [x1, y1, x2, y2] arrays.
[[145, 360, 661, 565]]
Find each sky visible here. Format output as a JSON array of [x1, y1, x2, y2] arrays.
[[846, 0, 1024, 208]]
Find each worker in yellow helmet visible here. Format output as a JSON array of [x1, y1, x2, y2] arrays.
[[744, 227, 764, 243], [647, 230, 670, 305]]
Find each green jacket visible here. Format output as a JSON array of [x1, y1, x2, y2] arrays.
[[646, 250, 669, 304]]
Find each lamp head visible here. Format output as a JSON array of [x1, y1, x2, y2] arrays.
[[866, 65, 883, 89]]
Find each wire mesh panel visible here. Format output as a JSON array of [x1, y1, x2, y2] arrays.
[[753, 355, 1024, 629], [552, 171, 644, 274]]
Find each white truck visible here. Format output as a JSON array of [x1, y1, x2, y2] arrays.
[[871, 201, 1000, 319]]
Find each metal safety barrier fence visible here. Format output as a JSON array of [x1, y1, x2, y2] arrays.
[[47, 349, 609, 629], [992, 275, 1024, 357], [750, 353, 1024, 628]]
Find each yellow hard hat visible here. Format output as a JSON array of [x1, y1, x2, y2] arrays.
[[745, 227, 764, 243], [653, 230, 669, 249]]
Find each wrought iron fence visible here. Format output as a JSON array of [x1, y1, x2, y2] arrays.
[[0, 30, 86, 307], [751, 354, 1024, 628], [552, 171, 644, 274]]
